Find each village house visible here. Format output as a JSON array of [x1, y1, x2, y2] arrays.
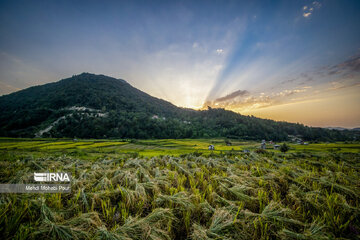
[[261, 140, 266, 149]]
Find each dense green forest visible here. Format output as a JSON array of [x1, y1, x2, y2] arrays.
[[0, 73, 357, 141]]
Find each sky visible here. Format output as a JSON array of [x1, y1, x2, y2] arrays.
[[0, 0, 359, 128]]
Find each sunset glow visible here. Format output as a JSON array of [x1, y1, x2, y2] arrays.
[[0, 0, 359, 127]]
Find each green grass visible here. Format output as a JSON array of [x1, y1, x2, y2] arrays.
[[0, 138, 359, 239]]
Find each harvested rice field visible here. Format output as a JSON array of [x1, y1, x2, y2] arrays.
[[0, 138, 359, 239]]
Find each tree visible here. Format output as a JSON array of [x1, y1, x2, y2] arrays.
[[280, 143, 289, 153]]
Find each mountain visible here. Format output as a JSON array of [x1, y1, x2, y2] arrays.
[[326, 127, 349, 131], [326, 127, 360, 132], [0, 73, 356, 141]]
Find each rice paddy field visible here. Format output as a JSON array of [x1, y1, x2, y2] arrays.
[[0, 138, 360, 239]]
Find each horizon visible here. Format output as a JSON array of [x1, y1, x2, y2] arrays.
[[0, 0, 360, 128]]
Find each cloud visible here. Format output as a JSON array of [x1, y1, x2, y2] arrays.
[[337, 54, 360, 72], [324, 53, 360, 77], [215, 89, 249, 102], [302, 1, 321, 18], [207, 50, 359, 111], [280, 78, 297, 85], [204, 87, 309, 111], [216, 49, 224, 55], [328, 81, 360, 91], [278, 72, 314, 88], [276, 53, 360, 92], [312, 1, 322, 9]]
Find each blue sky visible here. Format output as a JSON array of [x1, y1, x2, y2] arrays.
[[0, 0, 359, 127]]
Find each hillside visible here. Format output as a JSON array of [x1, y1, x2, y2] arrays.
[[0, 73, 356, 141]]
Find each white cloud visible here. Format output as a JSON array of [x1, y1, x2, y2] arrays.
[[216, 49, 224, 55], [312, 1, 322, 9], [302, 1, 321, 18]]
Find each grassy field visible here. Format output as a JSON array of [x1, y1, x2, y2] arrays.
[[1, 138, 359, 157], [0, 138, 360, 239]]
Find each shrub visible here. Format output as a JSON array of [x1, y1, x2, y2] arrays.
[[280, 143, 289, 153]]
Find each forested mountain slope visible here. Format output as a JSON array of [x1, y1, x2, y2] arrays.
[[0, 73, 356, 141]]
